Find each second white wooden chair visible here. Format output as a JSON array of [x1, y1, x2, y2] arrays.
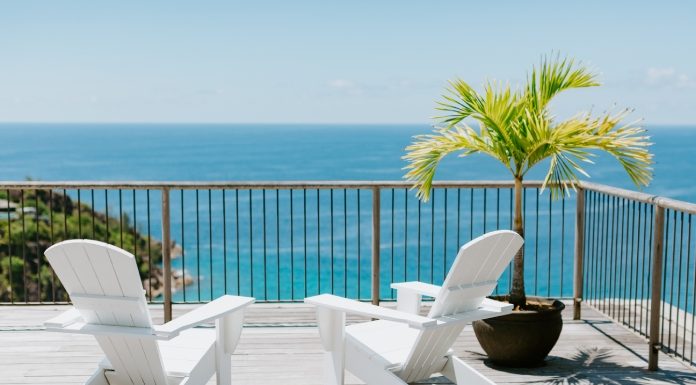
[[305, 230, 524, 385], [44, 239, 254, 385]]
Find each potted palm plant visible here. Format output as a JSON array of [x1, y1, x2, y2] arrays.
[[404, 55, 653, 366]]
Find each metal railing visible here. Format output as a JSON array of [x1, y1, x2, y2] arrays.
[[0, 180, 576, 306], [579, 181, 696, 369], [2, 180, 696, 371]]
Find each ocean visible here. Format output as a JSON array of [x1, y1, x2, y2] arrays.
[[1, 123, 694, 200], [1, 123, 694, 302]]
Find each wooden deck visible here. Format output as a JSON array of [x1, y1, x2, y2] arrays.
[[1, 302, 695, 384]]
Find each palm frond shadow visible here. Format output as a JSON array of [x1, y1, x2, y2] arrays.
[[463, 346, 695, 385]]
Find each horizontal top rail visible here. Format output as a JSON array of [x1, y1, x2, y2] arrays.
[[1, 179, 694, 214], [0, 180, 545, 190], [580, 181, 696, 215]]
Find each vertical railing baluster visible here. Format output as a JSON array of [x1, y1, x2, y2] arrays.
[[561, 195, 566, 297], [509, 188, 513, 291], [404, 189, 408, 282], [330, 189, 334, 294], [343, 189, 347, 297], [548, 193, 552, 298], [91, 190, 96, 238], [687, 214, 695, 364], [629, 201, 637, 330], [610, 196, 618, 318], [63, 190, 68, 301], [20, 190, 26, 303], [77, 190, 82, 238], [49, 189, 55, 302], [357, 190, 361, 299], [263, 189, 267, 300], [276, 190, 280, 300], [649, 204, 665, 371], [35, 190, 41, 302], [249, 190, 253, 298], [132, 190, 137, 266], [316, 189, 320, 295], [417, 194, 421, 282], [235, 190, 240, 296], [223, 190, 228, 295], [7, 190, 13, 304], [180, 190, 186, 302], [638, 202, 645, 335], [646, 204, 654, 335], [118, 189, 123, 248], [196, 190, 201, 302], [444, 188, 449, 281], [104, 190, 109, 242], [456, 188, 461, 249], [619, 198, 626, 324], [573, 187, 585, 320], [469, 189, 474, 241], [663, 210, 674, 350], [208, 189, 213, 301], [161, 188, 172, 322], [303, 189, 307, 298], [147, 190, 152, 301], [430, 189, 435, 283], [534, 188, 539, 296], [371, 187, 380, 305], [290, 189, 295, 299], [601, 194, 609, 313], [391, 188, 395, 297]]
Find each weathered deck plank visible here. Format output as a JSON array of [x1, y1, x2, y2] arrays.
[[1, 302, 695, 384]]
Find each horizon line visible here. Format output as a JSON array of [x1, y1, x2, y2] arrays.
[[0, 121, 695, 127]]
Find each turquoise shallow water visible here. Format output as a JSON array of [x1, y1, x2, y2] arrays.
[[0, 123, 694, 302]]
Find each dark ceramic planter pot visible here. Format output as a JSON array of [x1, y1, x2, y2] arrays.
[[472, 296, 565, 367]]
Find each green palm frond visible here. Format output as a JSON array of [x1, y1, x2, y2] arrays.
[[527, 54, 600, 111], [403, 125, 502, 201], [405, 54, 653, 202]]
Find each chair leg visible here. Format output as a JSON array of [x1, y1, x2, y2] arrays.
[[316, 307, 346, 385], [86, 368, 110, 385], [441, 355, 494, 385], [215, 315, 239, 385]]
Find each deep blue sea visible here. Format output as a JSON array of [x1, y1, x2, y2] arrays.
[[1, 124, 694, 200], [1, 124, 694, 302]]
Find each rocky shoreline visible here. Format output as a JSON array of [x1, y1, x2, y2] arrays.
[[142, 241, 193, 299]]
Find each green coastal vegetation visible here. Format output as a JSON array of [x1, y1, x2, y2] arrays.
[[0, 189, 167, 302]]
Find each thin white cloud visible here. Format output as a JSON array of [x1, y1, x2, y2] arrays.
[[328, 79, 356, 89], [645, 67, 696, 88], [327, 79, 364, 96]]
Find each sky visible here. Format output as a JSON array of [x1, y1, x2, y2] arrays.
[[0, 1, 694, 125]]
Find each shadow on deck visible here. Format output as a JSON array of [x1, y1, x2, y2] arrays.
[[0, 302, 694, 384]]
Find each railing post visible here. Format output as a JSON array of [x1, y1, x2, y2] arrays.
[[648, 204, 665, 371], [573, 187, 585, 320], [161, 188, 173, 322], [371, 187, 380, 306]]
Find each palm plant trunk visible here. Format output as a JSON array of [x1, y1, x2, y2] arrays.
[[509, 176, 526, 309]]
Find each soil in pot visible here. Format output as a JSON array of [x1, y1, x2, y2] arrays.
[[472, 296, 565, 367]]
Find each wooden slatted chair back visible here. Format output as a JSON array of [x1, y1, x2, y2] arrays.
[[428, 230, 523, 318], [46, 239, 168, 385], [398, 230, 523, 383]]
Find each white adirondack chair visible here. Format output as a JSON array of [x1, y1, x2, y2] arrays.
[[305, 230, 523, 385], [43, 239, 254, 385]]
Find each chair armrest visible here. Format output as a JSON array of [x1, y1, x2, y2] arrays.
[[430, 298, 514, 328], [390, 281, 441, 314], [390, 281, 441, 297], [153, 295, 254, 338], [305, 294, 436, 329], [479, 298, 514, 313], [44, 307, 82, 328]]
